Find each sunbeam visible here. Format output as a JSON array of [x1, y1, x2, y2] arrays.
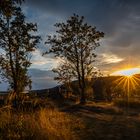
[[113, 74, 140, 99]]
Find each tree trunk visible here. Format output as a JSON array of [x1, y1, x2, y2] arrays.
[[80, 86, 86, 104], [7, 17, 17, 94], [80, 71, 86, 104], [80, 45, 86, 104]]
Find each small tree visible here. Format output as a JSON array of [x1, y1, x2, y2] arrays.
[[53, 61, 73, 98], [0, 7, 40, 94], [45, 14, 104, 103]]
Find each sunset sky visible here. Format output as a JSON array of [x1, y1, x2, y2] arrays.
[[1, 0, 140, 90]]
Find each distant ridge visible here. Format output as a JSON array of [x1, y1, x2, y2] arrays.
[[1, 74, 140, 95]]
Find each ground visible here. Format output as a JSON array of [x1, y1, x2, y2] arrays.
[[0, 100, 140, 140], [61, 102, 140, 140]]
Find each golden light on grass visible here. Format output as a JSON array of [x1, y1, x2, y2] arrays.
[[0, 107, 84, 140]]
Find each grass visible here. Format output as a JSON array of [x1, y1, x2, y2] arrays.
[[0, 99, 140, 140], [80, 114, 140, 140], [113, 98, 140, 109], [61, 101, 140, 140], [0, 106, 84, 140]]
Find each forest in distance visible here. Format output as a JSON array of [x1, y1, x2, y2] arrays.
[[0, 0, 140, 140]]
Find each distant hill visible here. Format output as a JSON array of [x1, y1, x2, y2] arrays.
[[0, 69, 58, 91], [29, 74, 140, 98], [1, 74, 140, 100]]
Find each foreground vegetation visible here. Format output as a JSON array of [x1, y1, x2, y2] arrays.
[[0, 106, 84, 140], [0, 99, 140, 140]]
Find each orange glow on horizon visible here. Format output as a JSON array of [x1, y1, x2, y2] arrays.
[[111, 68, 140, 76]]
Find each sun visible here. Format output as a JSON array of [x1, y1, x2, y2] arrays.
[[111, 67, 140, 99], [111, 68, 140, 77]]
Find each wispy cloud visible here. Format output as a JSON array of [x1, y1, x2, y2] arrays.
[[99, 53, 124, 64], [31, 50, 62, 70]]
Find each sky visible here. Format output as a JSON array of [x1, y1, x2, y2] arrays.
[[0, 0, 140, 90]]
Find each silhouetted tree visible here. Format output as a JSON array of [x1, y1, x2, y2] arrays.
[[53, 61, 73, 98], [45, 14, 104, 103], [0, 0, 24, 17], [0, 7, 40, 94]]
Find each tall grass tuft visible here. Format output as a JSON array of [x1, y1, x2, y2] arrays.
[[0, 107, 84, 140]]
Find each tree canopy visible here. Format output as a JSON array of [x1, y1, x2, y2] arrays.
[[0, 0, 24, 17], [0, 6, 40, 93], [45, 14, 104, 103]]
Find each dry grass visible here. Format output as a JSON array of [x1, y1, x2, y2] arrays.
[[1, 100, 140, 140], [0, 107, 84, 140], [61, 102, 140, 140], [113, 98, 140, 109]]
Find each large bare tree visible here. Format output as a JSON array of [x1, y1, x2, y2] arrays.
[[45, 14, 104, 103]]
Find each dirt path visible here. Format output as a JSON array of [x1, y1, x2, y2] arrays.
[[61, 102, 140, 140]]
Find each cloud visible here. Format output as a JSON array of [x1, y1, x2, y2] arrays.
[[31, 49, 62, 70], [28, 69, 58, 89], [24, 0, 140, 34], [98, 53, 124, 64], [23, 0, 140, 71]]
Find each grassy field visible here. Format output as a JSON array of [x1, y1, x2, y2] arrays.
[[0, 100, 140, 140], [63, 102, 140, 140]]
